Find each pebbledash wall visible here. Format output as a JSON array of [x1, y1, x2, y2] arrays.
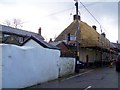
[[59, 57, 75, 77], [1, 44, 75, 88]]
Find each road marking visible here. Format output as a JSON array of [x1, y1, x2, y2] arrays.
[[65, 69, 93, 80], [84, 86, 92, 90]]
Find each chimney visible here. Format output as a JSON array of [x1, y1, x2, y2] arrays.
[[49, 38, 53, 43], [117, 41, 118, 44], [92, 25, 97, 30], [38, 27, 41, 35], [73, 15, 80, 21], [101, 32, 106, 37]]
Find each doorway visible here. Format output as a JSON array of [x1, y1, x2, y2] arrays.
[[86, 55, 89, 67]]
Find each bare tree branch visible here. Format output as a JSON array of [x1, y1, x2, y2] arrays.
[[4, 20, 11, 26], [3, 18, 23, 28]]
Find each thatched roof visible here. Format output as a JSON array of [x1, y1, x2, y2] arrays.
[[55, 20, 111, 49]]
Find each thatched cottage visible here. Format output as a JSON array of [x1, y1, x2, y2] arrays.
[[54, 15, 117, 66]]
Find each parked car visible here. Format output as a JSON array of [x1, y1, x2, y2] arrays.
[[116, 53, 120, 71], [75, 56, 86, 73], [77, 60, 86, 69]]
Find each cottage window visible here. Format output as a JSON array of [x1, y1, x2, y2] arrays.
[[15, 37, 19, 42], [11, 37, 14, 41], [67, 33, 70, 41], [3, 34, 10, 37], [19, 37, 24, 43]]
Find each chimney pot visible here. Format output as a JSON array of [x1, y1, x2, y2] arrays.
[[92, 25, 97, 30], [38, 27, 41, 35], [117, 41, 118, 44], [49, 38, 53, 43]]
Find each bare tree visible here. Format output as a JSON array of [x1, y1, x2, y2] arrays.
[[13, 18, 23, 28], [3, 18, 23, 28], [4, 20, 11, 26]]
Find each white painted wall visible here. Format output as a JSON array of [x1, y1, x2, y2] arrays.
[[23, 39, 44, 48], [0, 45, 2, 90], [0, 25, 2, 30], [2, 44, 60, 88], [59, 57, 75, 77]]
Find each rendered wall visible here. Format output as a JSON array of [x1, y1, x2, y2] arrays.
[[59, 57, 75, 77], [79, 48, 109, 63], [23, 39, 44, 48], [2, 44, 60, 88], [79, 48, 95, 63]]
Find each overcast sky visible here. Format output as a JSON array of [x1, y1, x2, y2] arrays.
[[0, 0, 119, 43]]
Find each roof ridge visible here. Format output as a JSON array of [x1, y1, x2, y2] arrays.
[[2, 25, 38, 34]]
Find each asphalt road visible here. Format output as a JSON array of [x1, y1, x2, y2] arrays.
[[31, 65, 120, 89]]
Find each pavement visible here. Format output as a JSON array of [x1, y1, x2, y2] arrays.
[[24, 65, 117, 89], [24, 68, 93, 89]]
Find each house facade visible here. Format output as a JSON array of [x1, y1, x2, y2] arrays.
[[50, 41, 75, 57], [0, 24, 44, 45]]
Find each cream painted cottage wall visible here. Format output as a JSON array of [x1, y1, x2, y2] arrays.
[[79, 48, 111, 63], [79, 48, 96, 63]]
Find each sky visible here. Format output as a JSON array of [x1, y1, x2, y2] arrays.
[[0, 0, 119, 43]]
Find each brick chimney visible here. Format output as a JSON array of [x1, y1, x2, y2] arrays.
[[117, 41, 118, 44], [73, 15, 80, 21], [92, 25, 97, 30], [38, 27, 41, 35], [49, 38, 53, 43]]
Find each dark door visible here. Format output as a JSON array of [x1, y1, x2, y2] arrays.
[[86, 55, 89, 67]]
